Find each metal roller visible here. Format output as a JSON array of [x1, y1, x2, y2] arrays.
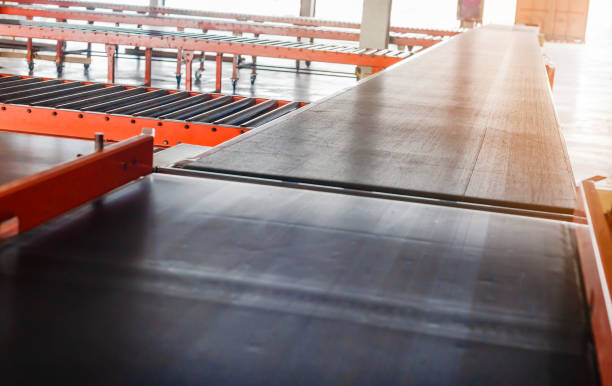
[[34, 85, 124, 107], [0, 80, 63, 96], [0, 77, 42, 91], [214, 100, 277, 126], [241, 102, 301, 127], [188, 98, 255, 123], [0, 75, 21, 84], [82, 89, 166, 112], [134, 94, 211, 118], [107, 91, 190, 115], [160, 95, 233, 120], [8, 83, 106, 105], [2, 81, 82, 103], [57, 87, 146, 110]]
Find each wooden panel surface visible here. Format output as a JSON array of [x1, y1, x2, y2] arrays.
[[186, 25, 576, 213]]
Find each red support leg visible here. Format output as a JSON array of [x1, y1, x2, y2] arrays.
[[176, 48, 183, 89], [306, 37, 313, 67], [26, 16, 33, 72], [85, 17, 93, 73], [296, 36, 301, 70], [55, 19, 66, 75], [144, 47, 152, 86], [199, 29, 207, 76], [183, 50, 194, 91], [215, 53, 222, 93], [232, 54, 239, 92], [105, 44, 117, 84], [250, 33, 258, 85]]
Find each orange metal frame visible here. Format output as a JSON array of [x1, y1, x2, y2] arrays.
[[0, 74, 303, 147], [0, 134, 153, 237], [9, 0, 462, 37], [575, 177, 612, 386], [0, 5, 443, 48], [0, 23, 404, 68]]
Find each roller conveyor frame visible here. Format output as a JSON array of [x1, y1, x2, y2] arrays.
[[0, 18, 410, 92], [0, 4, 445, 49], [7, 0, 464, 37], [0, 73, 306, 147]]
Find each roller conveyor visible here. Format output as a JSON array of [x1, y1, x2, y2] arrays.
[[0, 74, 306, 147], [0, 4, 445, 48], [0, 18, 409, 68], [7, 0, 464, 37]]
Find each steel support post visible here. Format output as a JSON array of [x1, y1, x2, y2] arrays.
[[144, 47, 153, 86], [26, 16, 33, 72], [175, 26, 184, 88], [232, 54, 239, 92], [176, 48, 183, 89], [296, 36, 301, 70], [105, 44, 117, 84], [85, 8, 94, 72], [55, 18, 66, 75], [183, 50, 194, 91], [306, 37, 313, 67], [215, 53, 222, 93]]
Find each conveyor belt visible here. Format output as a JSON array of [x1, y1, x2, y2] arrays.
[[0, 173, 596, 385], [185, 25, 577, 214], [0, 74, 305, 146], [0, 131, 92, 184]]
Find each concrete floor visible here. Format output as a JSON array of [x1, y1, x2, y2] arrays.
[[544, 30, 612, 182]]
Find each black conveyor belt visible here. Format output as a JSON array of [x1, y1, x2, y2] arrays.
[[185, 26, 577, 214], [0, 174, 596, 385], [0, 131, 93, 184]]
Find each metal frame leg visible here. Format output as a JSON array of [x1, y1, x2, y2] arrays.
[[176, 48, 183, 89], [196, 29, 207, 82], [296, 36, 301, 70], [144, 47, 152, 86], [26, 38, 33, 73], [105, 44, 117, 84], [250, 33, 258, 85], [26, 16, 33, 73], [85, 17, 93, 72], [232, 54, 239, 93], [55, 18, 66, 75], [306, 37, 313, 67], [175, 27, 185, 88], [183, 50, 194, 91], [215, 53, 222, 93]]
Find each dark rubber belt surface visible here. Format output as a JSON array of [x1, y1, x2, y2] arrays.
[[186, 25, 576, 214], [0, 131, 93, 185], [0, 174, 595, 385]]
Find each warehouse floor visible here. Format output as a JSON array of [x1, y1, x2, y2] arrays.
[[0, 30, 610, 183], [544, 28, 612, 182]]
